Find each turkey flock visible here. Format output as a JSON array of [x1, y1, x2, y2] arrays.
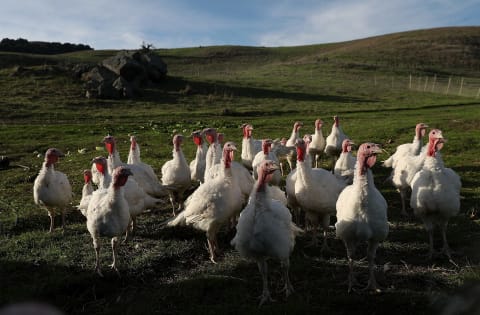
[[32, 116, 462, 306]]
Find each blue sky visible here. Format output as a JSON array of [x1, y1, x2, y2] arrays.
[[1, 0, 478, 49]]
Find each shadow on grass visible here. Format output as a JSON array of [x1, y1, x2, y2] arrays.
[[142, 76, 370, 104], [2, 218, 474, 315]]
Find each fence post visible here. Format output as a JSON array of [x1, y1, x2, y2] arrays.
[[424, 76, 428, 91], [445, 77, 452, 95], [476, 87, 480, 99], [458, 77, 464, 96], [374, 74, 377, 87], [431, 74, 436, 92], [409, 74, 412, 89]]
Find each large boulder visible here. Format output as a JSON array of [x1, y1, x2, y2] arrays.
[[83, 66, 119, 98], [112, 76, 134, 98], [79, 49, 167, 99], [101, 51, 146, 82], [140, 52, 167, 82]]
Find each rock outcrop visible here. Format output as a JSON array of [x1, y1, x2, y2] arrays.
[[79, 50, 167, 99]]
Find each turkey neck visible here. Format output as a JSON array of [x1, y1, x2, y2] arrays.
[[242, 135, 255, 160], [195, 142, 207, 158], [353, 163, 373, 206], [173, 145, 188, 167], [107, 184, 127, 211], [288, 127, 299, 144], [94, 159, 111, 188], [423, 155, 444, 171], [412, 128, 424, 155], [39, 161, 56, 179], [223, 151, 234, 178], [128, 142, 140, 164], [108, 150, 122, 174], [98, 169, 112, 189], [256, 170, 272, 193], [296, 158, 313, 185]]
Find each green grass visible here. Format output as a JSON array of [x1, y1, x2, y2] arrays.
[[1, 27, 480, 314]]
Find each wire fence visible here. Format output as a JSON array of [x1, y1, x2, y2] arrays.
[[369, 74, 480, 98], [174, 66, 480, 99]]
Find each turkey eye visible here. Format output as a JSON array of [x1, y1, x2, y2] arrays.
[[432, 131, 436, 134], [367, 145, 371, 149]]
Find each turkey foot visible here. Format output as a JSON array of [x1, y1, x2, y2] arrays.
[[258, 291, 275, 307], [109, 263, 121, 277]]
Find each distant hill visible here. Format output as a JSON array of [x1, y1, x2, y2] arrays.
[[310, 26, 480, 75], [0, 38, 93, 55], [0, 27, 479, 76], [152, 26, 480, 77]]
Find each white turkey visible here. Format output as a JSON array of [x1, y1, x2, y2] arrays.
[[78, 169, 94, 217], [86, 166, 132, 276], [410, 129, 461, 261], [161, 134, 191, 216], [334, 139, 357, 185], [92, 156, 165, 240], [33, 148, 73, 233], [240, 123, 262, 170], [204, 131, 254, 202], [324, 115, 348, 171], [127, 135, 141, 164], [102, 135, 169, 198], [335, 143, 388, 293], [252, 139, 281, 186], [203, 127, 222, 178], [166, 142, 244, 263], [126, 135, 165, 192], [383, 123, 429, 169], [383, 123, 429, 216], [231, 160, 303, 306], [308, 119, 326, 168], [294, 138, 345, 250], [285, 135, 313, 225], [283, 121, 303, 172], [189, 130, 207, 184]]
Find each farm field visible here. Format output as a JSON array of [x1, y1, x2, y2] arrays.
[[0, 27, 479, 314]]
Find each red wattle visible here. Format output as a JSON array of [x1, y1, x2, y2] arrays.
[[95, 163, 105, 174], [193, 136, 202, 146], [106, 142, 114, 154], [296, 146, 305, 162]]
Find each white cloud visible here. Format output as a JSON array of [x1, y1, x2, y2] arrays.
[[0, 0, 478, 49], [256, 0, 480, 46]]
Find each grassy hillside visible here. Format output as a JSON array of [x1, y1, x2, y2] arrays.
[[0, 27, 479, 314]]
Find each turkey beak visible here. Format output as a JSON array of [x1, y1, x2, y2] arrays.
[[372, 144, 383, 154], [294, 139, 303, 146], [269, 162, 279, 172]]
